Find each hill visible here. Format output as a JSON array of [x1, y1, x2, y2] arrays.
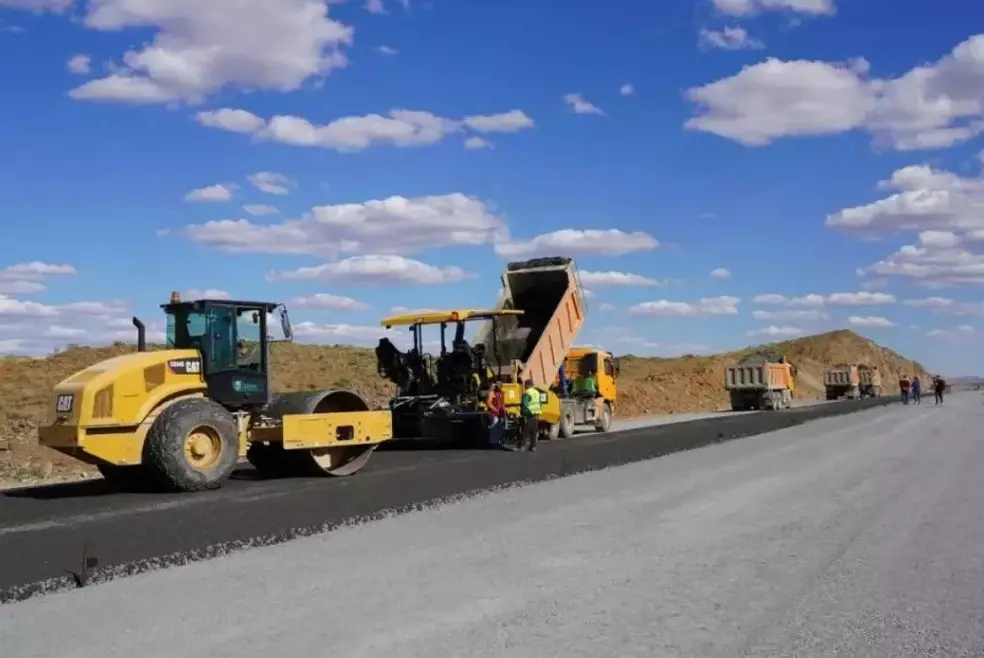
[[0, 330, 928, 488]]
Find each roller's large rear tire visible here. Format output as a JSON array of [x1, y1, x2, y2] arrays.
[[143, 398, 240, 492]]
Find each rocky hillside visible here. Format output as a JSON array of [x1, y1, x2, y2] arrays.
[[0, 330, 928, 487]]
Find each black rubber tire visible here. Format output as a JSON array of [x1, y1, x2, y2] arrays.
[[143, 398, 240, 492], [594, 403, 612, 433], [97, 463, 152, 492]]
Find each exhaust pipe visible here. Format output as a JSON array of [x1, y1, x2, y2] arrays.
[[132, 316, 146, 352]]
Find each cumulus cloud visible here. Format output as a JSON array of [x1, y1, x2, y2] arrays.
[[464, 136, 493, 150], [628, 296, 741, 317], [710, 267, 732, 279], [684, 33, 984, 151], [184, 193, 506, 257], [289, 293, 370, 311], [377, 45, 398, 55], [927, 325, 976, 340], [66, 54, 90, 74], [195, 107, 535, 152], [847, 315, 895, 328], [747, 325, 804, 338], [495, 229, 658, 259], [579, 270, 664, 287], [620, 84, 634, 97], [563, 93, 605, 115], [0, 261, 77, 295], [713, 0, 835, 16], [242, 204, 279, 216], [268, 255, 471, 285], [698, 26, 764, 51], [752, 309, 828, 322], [752, 291, 895, 306], [58, 0, 354, 105], [184, 184, 233, 203], [247, 171, 295, 195]]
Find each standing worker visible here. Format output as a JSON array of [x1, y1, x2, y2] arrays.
[[520, 378, 541, 452], [934, 375, 947, 405], [899, 375, 911, 405], [911, 376, 922, 405], [485, 383, 506, 446]]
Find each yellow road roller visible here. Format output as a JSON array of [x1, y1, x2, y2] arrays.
[[38, 293, 393, 492]]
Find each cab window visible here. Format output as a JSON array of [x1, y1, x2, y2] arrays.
[[236, 309, 262, 369]]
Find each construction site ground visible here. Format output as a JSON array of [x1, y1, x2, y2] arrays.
[[0, 329, 928, 489]]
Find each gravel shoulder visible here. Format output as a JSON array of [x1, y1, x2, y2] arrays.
[[2, 394, 980, 657]]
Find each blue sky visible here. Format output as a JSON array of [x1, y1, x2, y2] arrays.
[[1, 0, 984, 376]]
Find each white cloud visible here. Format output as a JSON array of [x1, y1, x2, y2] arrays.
[[752, 291, 895, 307], [289, 293, 369, 311], [66, 54, 91, 74], [860, 242, 984, 288], [184, 184, 233, 203], [827, 164, 984, 238], [269, 255, 471, 285], [629, 296, 741, 317], [0, 279, 47, 295], [1, 261, 76, 278], [710, 267, 732, 279], [620, 83, 634, 96], [495, 229, 657, 259], [752, 309, 828, 322], [904, 297, 984, 317], [747, 325, 804, 338], [579, 270, 664, 287], [365, 0, 386, 14], [927, 325, 976, 340], [195, 107, 534, 152], [463, 110, 535, 133], [698, 26, 764, 51], [464, 136, 492, 150], [859, 277, 889, 291], [242, 204, 279, 216], [598, 302, 616, 312], [713, 0, 835, 16], [291, 321, 403, 347], [847, 315, 894, 328], [247, 171, 295, 195], [183, 288, 230, 300], [63, 0, 353, 105], [904, 296, 954, 309], [195, 108, 266, 134], [564, 93, 605, 115], [184, 193, 505, 257], [685, 33, 984, 151], [377, 44, 398, 55], [0, 294, 127, 319]]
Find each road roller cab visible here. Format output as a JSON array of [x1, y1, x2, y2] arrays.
[[38, 293, 393, 492]]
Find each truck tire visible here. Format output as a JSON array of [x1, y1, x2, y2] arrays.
[[545, 422, 561, 440], [594, 403, 612, 432], [143, 397, 240, 492]]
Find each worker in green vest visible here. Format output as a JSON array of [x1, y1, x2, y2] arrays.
[[520, 378, 541, 452]]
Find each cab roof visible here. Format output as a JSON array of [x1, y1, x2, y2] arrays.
[[381, 308, 524, 328]]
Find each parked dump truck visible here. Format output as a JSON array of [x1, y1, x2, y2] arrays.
[[724, 350, 796, 411], [38, 294, 393, 492], [858, 364, 882, 398], [824, 363, 861, 400]]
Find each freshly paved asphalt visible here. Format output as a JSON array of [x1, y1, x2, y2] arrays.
[[2, 393, 980, 657], [0, 395, 897, 602]]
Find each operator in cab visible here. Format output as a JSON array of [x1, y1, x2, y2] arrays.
[[520, 378, 541, 452]]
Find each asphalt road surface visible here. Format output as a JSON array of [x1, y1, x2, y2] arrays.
[[0, 397, 892, 600], [3, 393, 981, 657]]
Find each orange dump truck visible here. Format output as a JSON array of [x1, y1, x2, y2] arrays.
[[824, 363, 861, 400], [858, 365, 882, 398], [724, 351, 795, 411]]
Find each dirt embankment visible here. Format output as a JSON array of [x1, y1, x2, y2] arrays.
[[0, 330, 928, 487]]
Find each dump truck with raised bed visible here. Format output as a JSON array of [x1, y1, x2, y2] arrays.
[[858, 364, 882, 398], [38, 294, 393, 492], [376, 256, 601, 444], [724, 350, 795, 411], [476, 257, 615, 438], [824, 363, 861, 400]]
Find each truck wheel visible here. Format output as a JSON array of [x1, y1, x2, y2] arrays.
[[559, 411, 575, 439], [144, 398, 240, 492], [546, 422, 561, 440], [594, 403, 612, 432]]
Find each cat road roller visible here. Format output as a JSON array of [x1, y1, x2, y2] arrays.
[[37, 293, 393, 492]]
